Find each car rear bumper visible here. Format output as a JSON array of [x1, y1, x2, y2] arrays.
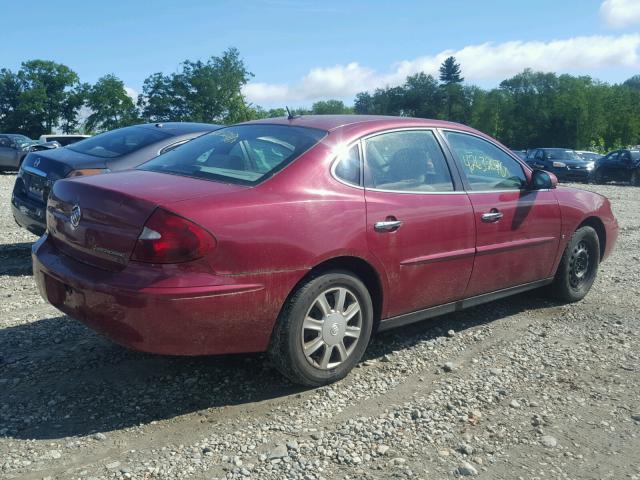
[[11, 189, 46, 236], [32, 234, 303, 356]]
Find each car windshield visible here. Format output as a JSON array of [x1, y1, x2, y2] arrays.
[[139, 124, 326, 185], [8, 134, 34, 147], [545, 149, 581, 161], [631, 151, 640, 160], [67, 126, 170, 158], [577, 152, 602, 162]]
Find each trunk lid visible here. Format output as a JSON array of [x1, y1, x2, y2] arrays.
[[20, 149, 106, 205], [47, 170, 248, 270]]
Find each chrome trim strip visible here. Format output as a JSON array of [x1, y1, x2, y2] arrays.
[[475, 236, 557, 255], [400, 247, 476, 266], [365, 187, 466, 195], [23, 165, 48, 178], [378, 277, 554, 331]]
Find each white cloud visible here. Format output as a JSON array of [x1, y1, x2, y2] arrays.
[[600, 0, 640, 28], [242, 34, 640, 106], [124, 86, 139, 103]]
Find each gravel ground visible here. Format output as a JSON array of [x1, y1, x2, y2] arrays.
[[0, 171, 639, 480]]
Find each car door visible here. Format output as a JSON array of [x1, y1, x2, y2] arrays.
[[0, 136, 17, 167], [441, 130, 561, 297], [616, 150, 634, 181], [598, 151, 618, 180], [362, 129, 476, 318]]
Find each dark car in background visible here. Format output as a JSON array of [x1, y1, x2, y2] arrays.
[[511, 149, 527, 160], [12, 122, 221, 235], [0, 134, 38, 171], [592, 149, 640, 185], [525, 148, 594, 182], [576, 150, 603, 163]]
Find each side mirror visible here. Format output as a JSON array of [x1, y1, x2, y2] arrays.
[[530, 169, 557, 190]]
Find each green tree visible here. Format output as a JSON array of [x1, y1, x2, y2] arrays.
[[137, 47, 254, 124], [0, 69, 22, 132], [438, 56, 464, 84], [85, 74, 139, 133], [311, 99, 351, 114], [623, 75, 640, 91], [138, 72, 176, 122], [17, 60, 81, 135], [402, 73, 442, 118], [438, 56, 465, 121]]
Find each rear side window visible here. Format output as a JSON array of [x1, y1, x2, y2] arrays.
[[364, 130, 453, 192], [68, 126, 170, 158], [140, 124, 326, 185], [444, 131, 526, 191], [334, 145, 361, 185]]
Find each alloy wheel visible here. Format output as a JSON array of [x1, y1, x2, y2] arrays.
[[301, 287, 362, 370]]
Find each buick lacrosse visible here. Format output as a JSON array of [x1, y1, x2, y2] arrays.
[[33, 115, 618, 386]]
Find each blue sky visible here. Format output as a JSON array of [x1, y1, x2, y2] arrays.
[[1, 0, 639, 107]]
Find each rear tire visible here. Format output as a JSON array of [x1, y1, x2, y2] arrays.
[[631, 169, 640, 186], [549, 226, 600, 303], [269, 271, 373, 387]]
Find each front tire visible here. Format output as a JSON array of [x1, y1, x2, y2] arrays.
[[593, 169, 605, 184], [631, 169, 640, 186], [269, 271, 374, 386], [549, 226, 600, 303]]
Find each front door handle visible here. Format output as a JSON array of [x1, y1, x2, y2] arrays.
[[481, 210, 503, 223], [374, 220, 403, 232]]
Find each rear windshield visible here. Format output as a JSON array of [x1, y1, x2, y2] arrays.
[[139, 124, 326, 185], [68, 126, 170, 158], [46, 136, 87, 146], [631, 151, 640, 160]]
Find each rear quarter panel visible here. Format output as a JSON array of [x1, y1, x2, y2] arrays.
[[162, 142, 387, 333], [553, 186, 618, 266]]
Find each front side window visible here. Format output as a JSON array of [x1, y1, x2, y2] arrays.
[[68, 126, 170, 158], [603, 152, 619, 163], [363, 130, 453, 192], [140, 124, 326, 185], [444, 131, 526, 191]]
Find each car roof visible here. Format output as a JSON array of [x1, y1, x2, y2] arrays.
[[241, 115, 470, 132], [136, 122, 222, 134]]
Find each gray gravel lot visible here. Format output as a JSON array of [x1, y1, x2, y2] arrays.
[[0, 171, 639, 480]]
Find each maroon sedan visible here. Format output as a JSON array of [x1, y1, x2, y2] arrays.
[[33, 116, 618, 386]]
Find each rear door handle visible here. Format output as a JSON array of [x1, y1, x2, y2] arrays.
[[481, 210, 503, 223], [374, 220, 403, 232]]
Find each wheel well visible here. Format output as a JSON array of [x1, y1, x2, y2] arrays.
[[578, 216, 606, 260], [296, 256, 384, 329]]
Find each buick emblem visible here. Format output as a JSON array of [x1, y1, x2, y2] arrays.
[[33, 158, 40, 168], [70, 204, 82, 229], [329, 323, 340, 336]]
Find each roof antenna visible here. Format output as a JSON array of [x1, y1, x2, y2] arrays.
[[286, 106, 298, 120]]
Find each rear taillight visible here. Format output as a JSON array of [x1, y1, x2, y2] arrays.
[[131, 208, 216, 263]]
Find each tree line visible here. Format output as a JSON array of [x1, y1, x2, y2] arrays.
[[1, 48, 638, 151]]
